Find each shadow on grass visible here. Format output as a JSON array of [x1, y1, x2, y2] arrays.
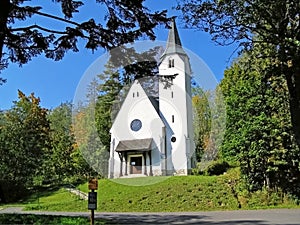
[[0, 181, 87, 208], [0, 185, 61, 207], [20, 185, 63, 204]]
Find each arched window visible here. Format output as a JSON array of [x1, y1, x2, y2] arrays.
[[168, 58, 174, 68]]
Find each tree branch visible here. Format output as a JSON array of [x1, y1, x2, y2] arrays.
[[21, 6, 81, 27], [10, 25, 67, 34]]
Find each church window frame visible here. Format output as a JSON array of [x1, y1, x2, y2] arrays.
[[168, 58, 174, 68], [130, 119, 142, 132]]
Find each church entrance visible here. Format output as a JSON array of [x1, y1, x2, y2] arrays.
[[130, 156, 143, 174]]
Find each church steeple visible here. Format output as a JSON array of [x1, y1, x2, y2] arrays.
[[161, 17, 187, 59]]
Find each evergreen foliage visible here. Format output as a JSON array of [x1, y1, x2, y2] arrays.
[[46, 102, 90, 184], [94, 46, 160, 152], [0, 0, 169, 78], [177, 0, 300, 152], [220, 47, 300, 195]]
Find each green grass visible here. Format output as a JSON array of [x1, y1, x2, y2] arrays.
[[2, 169, 299, 212], [0, 214, 108, 225], [23, 189, 87, 212], [0, 188, 88, 212], [97, 175, 240, 212]]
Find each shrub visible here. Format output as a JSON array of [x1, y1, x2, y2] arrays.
[[203, 160, 230, 176], [0, 180, 29, 203], [191, 162, 205, 175]]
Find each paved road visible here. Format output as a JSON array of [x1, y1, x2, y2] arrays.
[[1, 207, 300, 224]]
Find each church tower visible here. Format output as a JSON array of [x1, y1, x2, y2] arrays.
[[158, 18, 194, 175]]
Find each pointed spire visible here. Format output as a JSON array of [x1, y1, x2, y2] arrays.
[[161, 17, 187, 59]]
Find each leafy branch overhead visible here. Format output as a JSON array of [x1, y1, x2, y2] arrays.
[[177, 0, 300, 153], [177, 0, 300, 51], [0, 0, 170, 72]]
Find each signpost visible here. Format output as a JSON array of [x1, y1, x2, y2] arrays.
[[88, 178, 98, 191], [88, 191, 97, 210], [88, 178, 98, 225]]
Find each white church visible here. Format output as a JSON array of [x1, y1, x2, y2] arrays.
[[108, 19, 195, 178]]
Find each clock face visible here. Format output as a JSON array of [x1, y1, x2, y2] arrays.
[[130, 119, 142, 132]]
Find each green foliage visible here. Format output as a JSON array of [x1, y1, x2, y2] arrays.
[[0, 214, 107, 225], [0, 0, 169, 72], [0, 91, 50, 202], [192, 86, 226, 163], [220, 47, 300, 195], [236, 184, 300, 209], [72, 104, 107, 178], [192, 88, 211, 161], [177, 0, 300, 150], [45, 102, 78, 184], [203, 161, 230, 176], [95, 62, 123, 151], [94, 47, 161, 152]]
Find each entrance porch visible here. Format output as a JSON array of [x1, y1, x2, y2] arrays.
[[115, 138, 153, 177]]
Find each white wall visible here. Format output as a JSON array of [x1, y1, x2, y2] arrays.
[[109, 80, 165, 178], [159, 54, 193, 175]]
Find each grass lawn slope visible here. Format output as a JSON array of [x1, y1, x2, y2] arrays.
[[94, 175, 239, 212], [2, 169, 298, 212]]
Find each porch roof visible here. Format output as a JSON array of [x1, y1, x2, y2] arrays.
[[115, 138, 153, 152]]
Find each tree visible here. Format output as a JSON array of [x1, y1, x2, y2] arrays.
[[95, 46, 161, 151], [0, 0, 169, 83], [72, 105, 98, 177], [95, 62, 123, 151], [192, 87, 211, 161], [73, 102, 109, 177], [0, 90, 50, 201], [47, 102, 82, 184], [72, 45, 165, 176], [177, 0, 300, 149], [220, 47, 300, 194]]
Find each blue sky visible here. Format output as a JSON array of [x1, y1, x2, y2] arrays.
[[0, 0, 237, 110]]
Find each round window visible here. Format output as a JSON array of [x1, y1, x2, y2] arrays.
[[130, 119, 142, 132], [171, 136, 177, 143]]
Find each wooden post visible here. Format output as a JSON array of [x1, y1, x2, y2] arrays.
[[90, 191, 95, 225], [88, 178, 98, 225]]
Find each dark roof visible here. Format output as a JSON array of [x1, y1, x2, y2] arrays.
[[160, 17, 187, 59], [115, 138, 153, 152], [148, 96, 159, 113]]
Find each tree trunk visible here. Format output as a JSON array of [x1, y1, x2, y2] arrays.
[[0, 0, 10, 67], [285, 67, 300, 148]]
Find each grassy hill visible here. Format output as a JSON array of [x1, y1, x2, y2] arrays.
[[3, 168, 299, 212], [93, 175, 239, 212]]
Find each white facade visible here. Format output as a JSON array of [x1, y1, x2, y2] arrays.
[[108, 19, 195, 178]]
